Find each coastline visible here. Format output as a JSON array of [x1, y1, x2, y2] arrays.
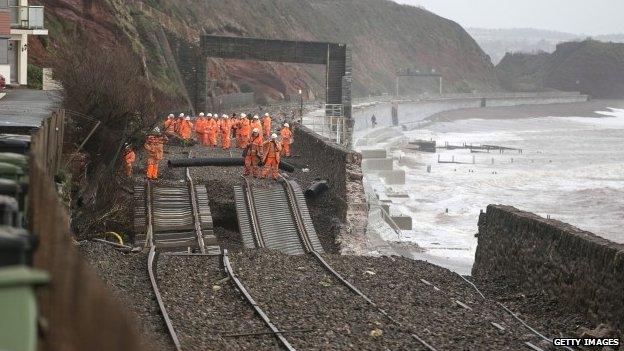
[[424, 99, 624, 122]]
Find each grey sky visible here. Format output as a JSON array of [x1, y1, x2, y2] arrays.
[[394, 0, 624, 35]]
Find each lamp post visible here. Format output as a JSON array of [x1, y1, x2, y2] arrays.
[[298, 89, 303, 122]]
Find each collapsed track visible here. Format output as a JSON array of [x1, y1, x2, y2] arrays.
[[133, 164, 573, 350]]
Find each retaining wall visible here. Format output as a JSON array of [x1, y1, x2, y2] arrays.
[[293, 125, 367, 252], [472, 205, 624, 332]]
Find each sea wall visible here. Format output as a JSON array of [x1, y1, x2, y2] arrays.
[[472, 205, 624, 331], [293, 125, 368, 253], [353, 92, 589, 130]]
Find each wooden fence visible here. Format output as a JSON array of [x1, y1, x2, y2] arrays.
[[29, 109, 153, 351]]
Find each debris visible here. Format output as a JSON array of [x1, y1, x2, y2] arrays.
[[212, 285, 222, 292], [370, 328, 383, 338], [364, 270, 376, 275]]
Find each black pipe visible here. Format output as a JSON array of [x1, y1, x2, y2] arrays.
[[168, 157, 296, 173], [305, 180, 329, 199], [0, 139, 30, 154]]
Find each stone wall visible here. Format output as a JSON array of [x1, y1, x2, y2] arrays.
[[293, 125, 367, 253], [472, 205, 624, 331]]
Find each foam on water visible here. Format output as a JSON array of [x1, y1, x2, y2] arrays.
[[359, 107, 624, 272]]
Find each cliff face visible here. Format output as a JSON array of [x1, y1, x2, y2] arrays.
[[496, 40, 624, 98], [33, 0, 500, 102]]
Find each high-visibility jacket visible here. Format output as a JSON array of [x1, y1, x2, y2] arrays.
[[144, 135, 166, 165], [280, 127, 292, 140], [262, 116, 272, 135], [195, 117, 207, 135], [262, 140, 281, 163], [179, 121, 193, 140], [164, 118, 175, 135]]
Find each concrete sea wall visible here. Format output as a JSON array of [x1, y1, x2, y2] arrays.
[[353, 92, 589, 130], [472, 205, 624, 332], [293, 125, 368, 253]]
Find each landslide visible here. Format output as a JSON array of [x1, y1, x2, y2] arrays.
[[32, 0, 499, 101], [496, 40, 624, 98]]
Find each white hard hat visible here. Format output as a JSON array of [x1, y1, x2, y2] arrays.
[[284, 123, 289, 127], [264, 113, 270, 117], [153, 127, 161, 133], [213, 113, 218, 116], [179, 113, 185, 118], [252, 128, 260, 134], [271, 133, 278, 140], [241, 113, 247, 118], [199, 112, 205, 117], [185, 116, 191, 121], [168, 114, 174, 118], [253, 115, 259, 119], [207, 113, 212, 117], [222, 114, 228, 118]]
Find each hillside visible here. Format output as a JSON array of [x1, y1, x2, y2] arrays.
[[31, 0, 499, 104], [469, 27, 624, 64], [496, 40, 624, 98]]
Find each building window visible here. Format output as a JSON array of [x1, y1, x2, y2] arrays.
[[0, 0, 8, 9], [0, 38, 8, 64]]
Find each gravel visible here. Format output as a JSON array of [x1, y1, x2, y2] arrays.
[[473, 276, 594, 340], [231, 250, 428, 350], [78, 241, 173, 350], [322, 254, 556, 351], [156, 254, 281, 350]]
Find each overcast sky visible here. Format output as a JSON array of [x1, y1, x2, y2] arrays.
[[394, 0, 624, 35]]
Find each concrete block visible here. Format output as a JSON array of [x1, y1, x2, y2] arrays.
[[362, 158, 393, 171], [390, 216, 412, 230], [361, 149, 387, 159], [379, 170, 406, 185]]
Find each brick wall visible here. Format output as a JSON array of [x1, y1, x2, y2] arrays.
[[293, 125, 368, 252], [0, 10, 10, 36], [472, 205, 624, 332]]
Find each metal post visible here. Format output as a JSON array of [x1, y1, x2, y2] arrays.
[[299, 89, 303, 118]]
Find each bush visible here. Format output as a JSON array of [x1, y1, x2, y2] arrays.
[[51, 33, 156, 212], [27, 64, 43, 90]]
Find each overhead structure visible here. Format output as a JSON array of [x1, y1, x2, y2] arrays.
[[197, 35, 353, 147]]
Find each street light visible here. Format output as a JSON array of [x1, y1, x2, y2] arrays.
[[298, 89, 303, 120]]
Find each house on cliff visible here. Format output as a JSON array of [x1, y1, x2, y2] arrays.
[[0, 0, 47, 86]]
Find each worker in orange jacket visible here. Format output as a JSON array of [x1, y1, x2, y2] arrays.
[[243, 128, 264, 177], [280, 123, 293, 157], [194, 113, 207, 145], [251, 115, 263, 143], [232, 114, 241, 148], [205, 114, 218, 147], [239, 114, 251, 148], [219, 114, 232, 149], [262, 133, 282, 180], [174, 113, 185, 136], [179, 116, 194, 141], [144, 128, 167, 180], [262, 113, 272, 139], [122, 144, 136, 177], [164, 114, 176, 137]]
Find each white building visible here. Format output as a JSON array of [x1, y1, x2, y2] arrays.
[[0, 0, 47, 86]]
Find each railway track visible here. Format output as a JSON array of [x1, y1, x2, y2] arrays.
[[136, 163, 220, 351], [234, 176, 438, 350]]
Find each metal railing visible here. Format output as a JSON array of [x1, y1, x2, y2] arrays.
[[10, 6, 45, 30], [302, 104, 350, 146]]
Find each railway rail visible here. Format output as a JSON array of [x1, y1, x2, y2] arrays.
[[138, 162, 220, 351], [235, 175, 439, 350]]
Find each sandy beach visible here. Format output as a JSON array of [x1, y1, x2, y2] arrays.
[[426, 99, 624, 122]]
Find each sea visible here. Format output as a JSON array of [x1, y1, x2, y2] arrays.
[[356, 106, 624, 273]]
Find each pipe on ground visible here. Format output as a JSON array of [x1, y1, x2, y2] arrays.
[[305, 180, 329, 199], [168, 157, 296, 173]]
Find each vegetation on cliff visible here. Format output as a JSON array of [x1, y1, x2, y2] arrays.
[[33, 0, 499, 103], [496, 40, 624, 98]]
